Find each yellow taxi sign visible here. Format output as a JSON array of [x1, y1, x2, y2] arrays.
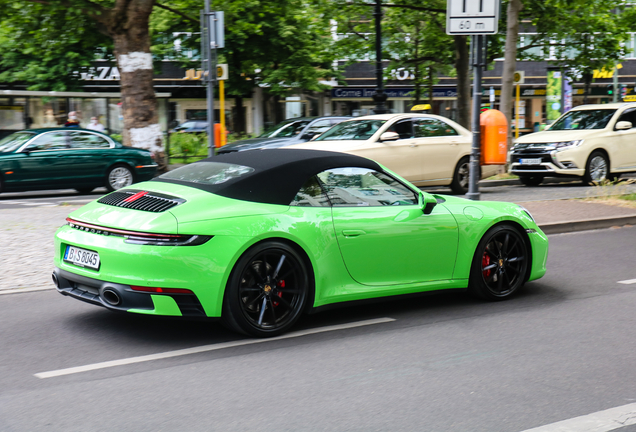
[[217, 64, 228, 81], [410, 104, 431, 111], [623, 95, 636, 102]]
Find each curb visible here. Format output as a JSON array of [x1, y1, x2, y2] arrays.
[[539, 215, 636, 235]]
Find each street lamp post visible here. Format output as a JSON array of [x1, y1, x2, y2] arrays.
[[372, 0, 387, 114]]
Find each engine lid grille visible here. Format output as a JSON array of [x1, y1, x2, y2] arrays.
[[98, 189, 185, 212]]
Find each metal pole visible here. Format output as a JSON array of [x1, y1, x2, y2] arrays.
[[204, 1, 216, 157], [515, 84, 520, 139], [372, 0, 387, 114], [613, 66, 618, 103], [467, 35, 483, 201]]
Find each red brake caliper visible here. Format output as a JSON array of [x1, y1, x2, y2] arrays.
[[482, 253, 491, 278], [273, 279, 285, 306]]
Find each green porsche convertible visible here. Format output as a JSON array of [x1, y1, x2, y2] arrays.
[[53, 149, 548, 337]]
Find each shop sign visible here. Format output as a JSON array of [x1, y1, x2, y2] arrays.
[[546, 71, 562, 121], [331, 88, 458, 98], [78, 66, 121, 81]]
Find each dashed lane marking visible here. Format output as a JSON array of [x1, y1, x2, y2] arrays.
[[519, 402, 636, 431], [34, 317, 396, 379], [618, 279, 636, 285]]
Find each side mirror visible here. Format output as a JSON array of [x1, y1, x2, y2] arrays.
[[616, 121, 632, 130], [379, 132, 399, 142], [420, 192, 437, 215]]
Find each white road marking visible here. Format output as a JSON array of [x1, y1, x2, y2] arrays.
[[22, 202, 55, 206], [34, 317, 396, 379], [618, 279, 636, 285], [0, 286, 53, 295], [520, 402, 636, 431]]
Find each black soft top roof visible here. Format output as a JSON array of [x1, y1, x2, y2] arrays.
[[153, 148, 383, 205]]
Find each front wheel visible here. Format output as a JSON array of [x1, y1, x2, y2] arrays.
[[583, 151, 609, 184], [222, 241, 310, 337], [468, 225, 529, 301], [106, 165, 134, 191]]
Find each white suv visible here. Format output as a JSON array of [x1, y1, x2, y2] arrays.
[[510, 103, 636, 185]]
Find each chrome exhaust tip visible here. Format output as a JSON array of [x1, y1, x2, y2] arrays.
[[51, 272, 59, 288], [102, 288, 121, 306]]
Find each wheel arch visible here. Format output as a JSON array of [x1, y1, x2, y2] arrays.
[[477, 220, 534, 282], [222, 236, 317, 314]]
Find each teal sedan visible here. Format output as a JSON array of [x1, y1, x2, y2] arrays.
[[0, 128, 157, 194]]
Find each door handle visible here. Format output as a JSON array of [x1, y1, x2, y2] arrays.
[[342, 230, 366, 237]]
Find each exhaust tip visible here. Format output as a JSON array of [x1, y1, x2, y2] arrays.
[[51, 273, 59, 288], [102, 288, 121, 306]]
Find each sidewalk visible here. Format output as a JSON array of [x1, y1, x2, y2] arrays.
[[1, 197, 635, 293]]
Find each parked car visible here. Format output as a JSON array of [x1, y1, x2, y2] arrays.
[[289, 113, 499, 194], [510, 103, 636, 185], [171, 120, 208, 133], [0, 128, 157, 194], [53, 149, 548, 337], [217, 116, 350, 154]]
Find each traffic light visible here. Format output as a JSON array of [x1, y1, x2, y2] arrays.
[[621, 85, 627, 100], [607, 84, 614, 95]]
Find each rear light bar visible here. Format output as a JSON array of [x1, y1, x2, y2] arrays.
[[66, 218, 212, 246], [130, 286, 195, 295]]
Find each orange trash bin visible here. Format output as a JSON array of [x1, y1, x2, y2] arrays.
[[480, 109, 508, 165]]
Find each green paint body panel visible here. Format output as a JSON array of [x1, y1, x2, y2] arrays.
[[54, 169, 549, 318], [128, 295, 183, 316]]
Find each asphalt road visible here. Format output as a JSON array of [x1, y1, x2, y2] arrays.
[[1, 227, 636, 431]]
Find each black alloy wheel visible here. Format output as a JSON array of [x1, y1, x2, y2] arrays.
[[469, 225, 529, 300], [518, 175, 544, 186], [222, 241, 309, 337], [450, 157, 471, 194]]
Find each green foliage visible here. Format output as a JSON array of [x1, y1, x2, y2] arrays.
[[0, 1, 111, 91], [168, 132, 208, 157], [110, 133, 123, 143]]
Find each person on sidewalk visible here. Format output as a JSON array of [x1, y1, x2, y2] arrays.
[[64, 112, 80, 128], [86, 116, 105, 132]]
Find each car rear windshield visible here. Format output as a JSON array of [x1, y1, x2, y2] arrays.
[[315, 120, 386, 141], [0, 132, 36, 153], [158, 161, 255, 185], [550, 109, 617, 130]]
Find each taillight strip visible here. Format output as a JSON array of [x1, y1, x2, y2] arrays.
[[67, 218, 182, 238]]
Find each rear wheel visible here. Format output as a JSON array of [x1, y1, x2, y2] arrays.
[[450, 157, 470, 194], [583, 151, 609, 184], [222, 241, 310, 337], [106, 164, 134, 191], [468, 225, 529, 301], [518, 175, 544, 186]]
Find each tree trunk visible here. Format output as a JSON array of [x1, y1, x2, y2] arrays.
[[454, 35, 470, 129], [501, 0, 524, 149], [427, 65, 434, 107], [106, 1, 161, 153]]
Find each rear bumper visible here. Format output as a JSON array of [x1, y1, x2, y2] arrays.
[[134, 165, 158, 182], [53, 267, 206, 317]]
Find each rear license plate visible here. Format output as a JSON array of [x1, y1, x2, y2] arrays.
[[64, 245, 100, 270], [520, 158, 542, 165]]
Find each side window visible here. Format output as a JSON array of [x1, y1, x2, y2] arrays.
[[69, 132, 111, 149], [616, 109, 636, 129], [24, 132, 68, 151], [290, 176, 331, 207], [413, 118, 458, 138], [387, 120, 414, 139], [316, 167, 418, 207], [304, 120, 333, 137]]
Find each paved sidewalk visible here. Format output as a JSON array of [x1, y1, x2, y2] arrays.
[[1, 198, 635, 293]]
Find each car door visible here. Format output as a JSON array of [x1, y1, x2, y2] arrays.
[[612, 108, 636, 171], [301, 119, 333, 141], [67, 131, 114, 184], [317, 167, 459, 286], [412, 117, 465, 182], [15, 131, 71, 188], [355, 119, 425, 182]]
